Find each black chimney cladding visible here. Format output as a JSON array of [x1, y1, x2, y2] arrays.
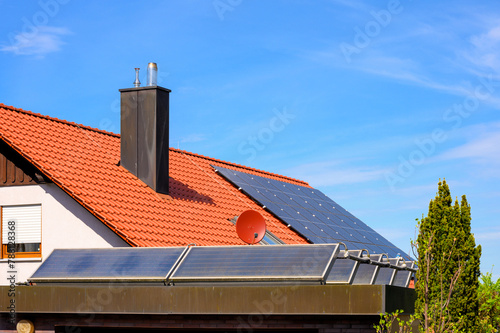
[[119, 86, 171, 195]]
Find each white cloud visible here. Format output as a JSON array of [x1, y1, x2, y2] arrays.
[[305, 15, 500, 109], [389, 183, 442, 198], [437, 125, 500, 165], [1, 26, 71, 57], [285, 160, 388, 186], [476, 231, 500, 241], [305, 46, 500, 106], [474, 224, 500, 241], [469, 24, 500, 72]]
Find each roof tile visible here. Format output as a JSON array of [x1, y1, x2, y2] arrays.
[[0, 104, 308, 247]]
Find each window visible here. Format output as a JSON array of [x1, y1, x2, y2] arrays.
[[1, 204, 41, 258], [260, 232, 285, 245]]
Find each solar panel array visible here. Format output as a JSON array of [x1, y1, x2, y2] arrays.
[[29, 245, 414, 287], [214, 165, 406, 258], [29, 247, 186, 283]]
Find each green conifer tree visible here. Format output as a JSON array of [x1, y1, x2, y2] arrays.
[[415, 180, 481, 332]]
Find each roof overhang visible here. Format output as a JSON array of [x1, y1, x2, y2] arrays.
[[0, 284, 415, 315]]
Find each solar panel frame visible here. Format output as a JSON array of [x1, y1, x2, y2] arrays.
[[168, 244, 340, 283]]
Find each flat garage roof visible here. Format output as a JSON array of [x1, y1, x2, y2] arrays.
[[0, 284, 415, 315]]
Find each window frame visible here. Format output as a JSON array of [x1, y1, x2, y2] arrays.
[[1, 204, 42, 259]]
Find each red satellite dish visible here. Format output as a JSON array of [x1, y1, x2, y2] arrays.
[[236, 210, 266, 244]]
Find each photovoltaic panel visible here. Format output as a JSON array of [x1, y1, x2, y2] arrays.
[[351, 262, 377, 285], [392, 261, 415, 288], [169, 244, 339, 282], [326, 250, 358, 284], [29, 247, 186, 283], [326, 259, 357, 284], [351, 253, 384, 285], [214, 166, 408, 258], [374, 258, 401, 285], [374, 267, 395, 285]]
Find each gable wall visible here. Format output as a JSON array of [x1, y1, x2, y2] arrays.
[[0, 184, 129, 285], [0, 140, 49, 186]]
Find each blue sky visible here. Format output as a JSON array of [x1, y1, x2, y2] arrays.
[[1, 0, 499, 278]]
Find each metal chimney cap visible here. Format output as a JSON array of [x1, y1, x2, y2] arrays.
[[147, 62, 158, 86], [133, 68, 141, 88]]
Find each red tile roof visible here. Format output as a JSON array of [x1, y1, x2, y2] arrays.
[[0, 103, 308, 247]]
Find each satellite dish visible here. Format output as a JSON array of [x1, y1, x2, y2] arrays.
[[236, 210, 266, 244]]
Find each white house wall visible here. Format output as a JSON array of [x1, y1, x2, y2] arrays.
[[0, 183, 129, 285]]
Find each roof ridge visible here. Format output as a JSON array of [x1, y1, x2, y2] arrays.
[[0, 103, 120, 137], [170, 147, 310, 186], [1, 102, 309, 186]]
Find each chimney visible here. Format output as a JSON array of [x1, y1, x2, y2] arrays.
[[119, 63, 171, 195]]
